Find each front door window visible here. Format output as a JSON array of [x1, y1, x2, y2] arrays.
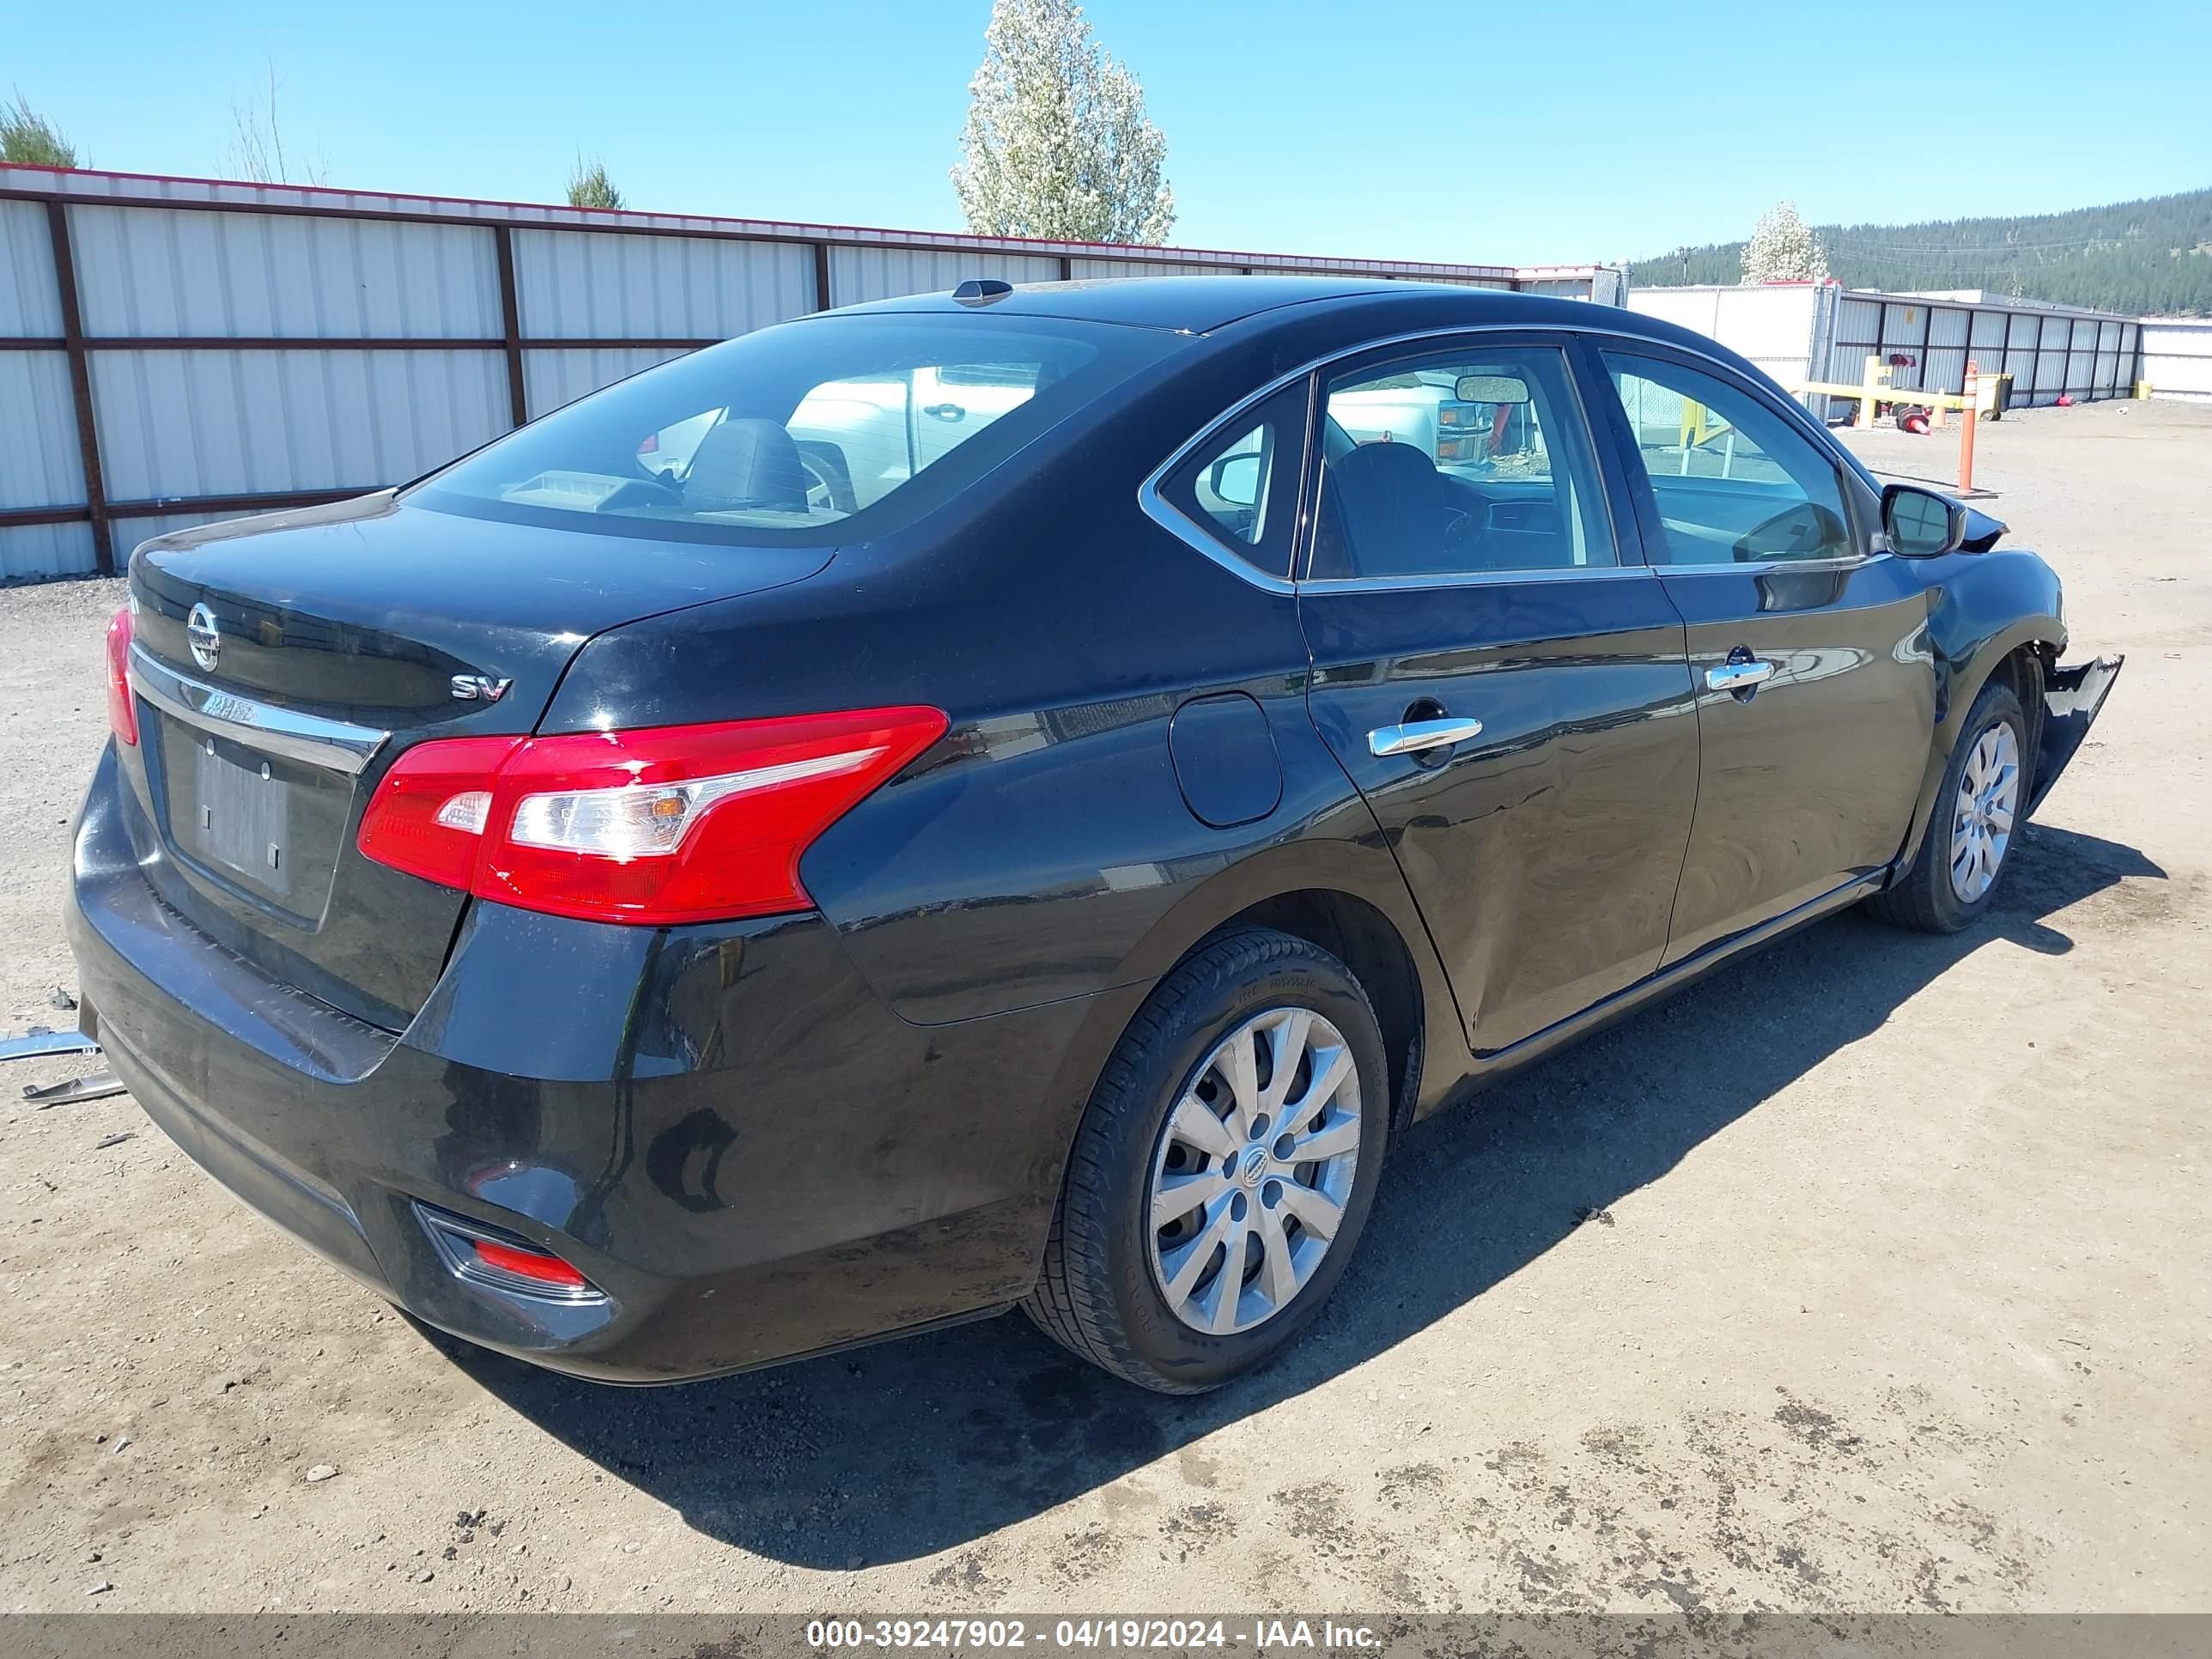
[[1599, 353, 1856, 565]]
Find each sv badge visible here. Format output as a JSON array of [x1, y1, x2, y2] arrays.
[[450, 674, 514, 702]]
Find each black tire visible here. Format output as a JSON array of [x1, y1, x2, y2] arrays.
[[1864, 678, 2029, 933], [1024, 927, 1392, 1394]]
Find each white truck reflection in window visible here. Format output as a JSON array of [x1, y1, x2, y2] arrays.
[[639, 363, 1040, 515], [1328, 368, 1540, 471]]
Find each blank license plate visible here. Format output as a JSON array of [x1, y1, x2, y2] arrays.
[[190, 744, 293, 896]]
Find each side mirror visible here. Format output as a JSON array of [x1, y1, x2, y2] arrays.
[[1882, 483, 1967, 557], [1207, 453, 1262, 508]]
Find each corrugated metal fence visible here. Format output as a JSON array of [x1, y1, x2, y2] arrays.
[[1824, 290, 2140, 408], [1626, 283, 2144, 422], [0, 164, 1624, 581]]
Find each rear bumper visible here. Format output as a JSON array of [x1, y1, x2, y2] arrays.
[[66, 744, 1105, 1383]]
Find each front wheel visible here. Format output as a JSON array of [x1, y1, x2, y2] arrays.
[[1024, 928, 1391, 1394], [1865, 678, 2028, 933]]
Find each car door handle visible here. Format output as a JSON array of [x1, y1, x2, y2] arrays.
[[1705, 659, 1777, 692], [1368, 716, 1484, 757], [921, 402, 967, 422]]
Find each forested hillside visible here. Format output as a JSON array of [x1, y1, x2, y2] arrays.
[[1629, 189, 2212, 314]]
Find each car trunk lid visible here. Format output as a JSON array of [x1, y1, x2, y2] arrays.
[[121, 491, 832, 1030]]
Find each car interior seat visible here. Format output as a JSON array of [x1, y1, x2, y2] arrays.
[[683, 417, 812, 512], [1321, 435, 1474, 577]]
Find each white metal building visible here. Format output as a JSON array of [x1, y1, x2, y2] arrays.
[[2139, 318, 2212, 402], [0, 164, 1626, 581], [1626, 281, 2144, 420]]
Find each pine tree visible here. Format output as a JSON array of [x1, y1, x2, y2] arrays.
[[567, 156, 623, 210], [951, 0, 1175, 246]]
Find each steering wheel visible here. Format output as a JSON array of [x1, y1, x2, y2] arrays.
[[1731, 501, 1846, 562], [1438, 507, 1483, 567]]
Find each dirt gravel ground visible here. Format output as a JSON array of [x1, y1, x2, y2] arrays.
[[0, 399, 2206, 1617]]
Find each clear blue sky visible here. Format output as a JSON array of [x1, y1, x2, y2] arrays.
[[7, 0, 2208, 265]]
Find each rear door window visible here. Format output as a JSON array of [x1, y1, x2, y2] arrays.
[[1311, 343, 1615, 580]]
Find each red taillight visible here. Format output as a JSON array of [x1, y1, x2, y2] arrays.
[[106, 605, 138, 747], [471, 1238, 590, 1289], [355, 735, 523, 890], [356, 707, 947, 926]]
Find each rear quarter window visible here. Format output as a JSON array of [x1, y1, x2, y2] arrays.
[[1150, 380, 1310, 582]]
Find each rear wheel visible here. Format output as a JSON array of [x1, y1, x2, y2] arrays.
[[1865, 679, 2028, 933], [1024, 928, 1390, 1394]]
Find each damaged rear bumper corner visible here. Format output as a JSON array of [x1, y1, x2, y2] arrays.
[[2029, 654, 2124, 816]]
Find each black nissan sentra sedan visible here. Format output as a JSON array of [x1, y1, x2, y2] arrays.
[[69, 277, 2121, 1394]]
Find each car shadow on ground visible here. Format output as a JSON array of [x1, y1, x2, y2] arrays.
[[431, 823, 2161, 1567]]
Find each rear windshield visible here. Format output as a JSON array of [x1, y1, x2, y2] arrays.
[[411, 313, 1175, 545]]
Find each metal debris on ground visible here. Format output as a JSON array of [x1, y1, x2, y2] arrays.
[[1, 1028, 100, 1062], [25, 1070, 126, 1106], [93, 1132, 135, 1150]]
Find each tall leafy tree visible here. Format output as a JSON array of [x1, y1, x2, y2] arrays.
[[1741, 200, 1830, 284], [951, 0, 1175, 246], [567, 155, 624, 210], [1, 91, 81, 167]]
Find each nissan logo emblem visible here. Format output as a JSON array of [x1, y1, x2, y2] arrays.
[[186, 603, 222, 672]]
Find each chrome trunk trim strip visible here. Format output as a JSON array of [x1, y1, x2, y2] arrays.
[[127, 642, 389, 777]]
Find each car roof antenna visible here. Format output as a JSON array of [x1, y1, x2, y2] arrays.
[[953, 278, 1015, 306]]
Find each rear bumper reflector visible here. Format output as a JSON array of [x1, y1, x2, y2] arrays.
[[415, 1204, 606, 1304]]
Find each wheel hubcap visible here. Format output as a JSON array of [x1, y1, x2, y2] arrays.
[[1146, 1006, 1361, 1336], [1948, 720, 2020, 903]]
